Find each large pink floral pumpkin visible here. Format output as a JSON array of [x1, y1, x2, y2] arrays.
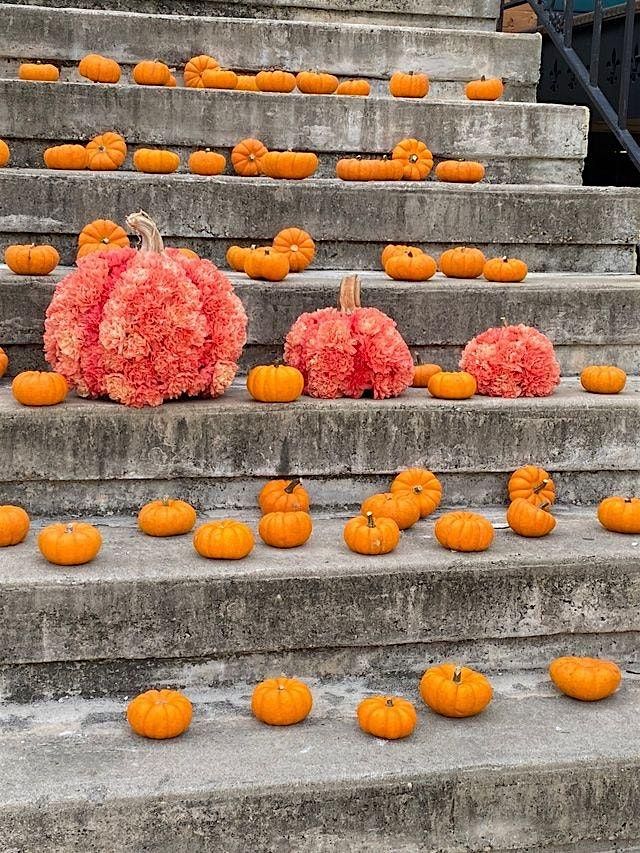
[[459, 322, 560, 398], [284, 274, 413, 399], [44, 212, 247, 407]]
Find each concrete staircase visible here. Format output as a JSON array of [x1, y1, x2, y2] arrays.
[[2, 0, 640, 849]]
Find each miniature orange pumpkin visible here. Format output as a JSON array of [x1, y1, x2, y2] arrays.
[[580, 365, 627, 394], [389, 71, 429, 98], [259, 510, 313, 548], [202, 68, 238, 90], [193, 519, 255, 559], [38, 521, 102, 565], [183, 55, 220, 88], [127, 689, 193, 739], [11, 370, 68, 406], [336, 157, 404, 181], [343, 512, 400, 555], [336, 78, 370, 96], [138, 498, 197, 537], [247, 364, 304, 402], [235, 74, 259, 91], [43, 144, 88, 170], [256, 69, 296, 93], [549, 656, 621, 701], [226, 244, 253, 271], [0, 139, 9, 167], [4, 244, 59, 275], [420, 663, 493, 717], [133, 148, 180, 174], [188, 149, 226, 176], [175, 247, 199, 259], [384, 249, 437, 281], [508, 465, 556, 507], [357, 695, 417, 739], [244, 246, 290, 281], [0, 346, 8, 378], [272, 227, 315, 272], [412, 361, 442, 388], [259, 479, 310, 514], [132, 59, 171, 86], [261, 151, 319, 180], [231, 138, 268, 177], [77, 219, 130, 259], [506, 498, 556, 537], [166, 74, 177, 87], [251, 676, 313, 725], [390, 468, 442, 518], [381, 244, 421, 266], [78, 53, 121, 83], [436, 160, 485, 183], [465, 75, 504, 101], [597, 496, 640, 534], [361, 491, 420, 530], [296, 70, 339, 94], [19, 62, 59, 82], [427, 370, 477, 399], [391, 138, 434, 181], [434, 511, 494, 552], [0, 505, 30, 547], [483, 256, 528, 282], [85, 131, 127, 171], [439, 246, 486, 279]]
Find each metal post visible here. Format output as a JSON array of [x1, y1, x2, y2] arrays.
[[564, 0, 575, 46], [618, 0, 636, 127]]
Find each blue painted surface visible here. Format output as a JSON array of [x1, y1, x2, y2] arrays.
[[552, 1, 627, 10]]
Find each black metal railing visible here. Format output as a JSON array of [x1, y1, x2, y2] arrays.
[[499, 0, 640, 173]]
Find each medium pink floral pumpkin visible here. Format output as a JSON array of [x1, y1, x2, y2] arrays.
[[284, 274, 413, 399], [44, 212, 247, 407]]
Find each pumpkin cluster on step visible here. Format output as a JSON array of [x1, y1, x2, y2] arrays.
[[226, 226, 315, 282], [382, 243, 528, 283]]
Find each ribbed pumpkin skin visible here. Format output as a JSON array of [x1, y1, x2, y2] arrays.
[[0, 505, 30, 547], [465, 76, 504, 101], [381, 244, 421, 267], [580, 365, 627, 394], [202, 68, 238, 90], [435, 160, 485, 183], [127, 689, 193, 738], [508, 465, 556, 507], [5, 244, 59, 275], [360, 491, 420, 530], [296, 71, 339, 94], [506, 498, 556, 537], [0, 347, 8, 378], [357, 696, 417, 739], [12, 371, 68, 406], [78, 53, 121, 83], [184, 55, 220, 88], [0, 139, 9, 167], [247, 365, 304, 403], [236, 74, 259, 91], [427, 371, 476, 400], [336, 158, 404, 181], [439, 247, 486, 279], [391, 468, 442, 518], [412, 363, 442, 388], [231, 138, 268, 177], [19, 63, 59, 81], [391, 138, 434, 180], [384, 250, 437, 281], [258, 479, 310, 514], [597, 496, 640, 534], [251, 677, 312, 725], [44, 144, 88, 170], [388, 72, 429, 98], [336, 79, 370, 96], [261, 151, 318, 180], [483, 256, 528, 282], [343, 513, 400, 555], [38, 521, 102, 565], [272, 227, 315, 272], [133, 148, 180, 174], [420, 664, 493, 717], [256, 70, 296, 93], [188, 150, 226, 176], [133, 60, 171, 86], [549, 656, 621, 701], [259, 511, 313, 548], [85, 132, 127, 171], [193, 520, 254, 559], [244, 247, 290, 281], [434, 511, 494, 552], [138, 499, 196, 537], [76, 219, 130, 259]]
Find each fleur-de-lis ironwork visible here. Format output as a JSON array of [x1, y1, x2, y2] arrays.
[[606, 48, 620, 86]]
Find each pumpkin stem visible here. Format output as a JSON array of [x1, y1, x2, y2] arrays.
[[284, 479, 301, 494], [126, 210, 164, 253], [161, 496, 171, 506], [338, 274, 362, 313], [500, 316, 508, 328], [385, 697, 394, 707], [501, 256, 508, 262], [413, 484, 423, 495], [533, 479, 548, 494], [540, 500, 552, 511], [65, 523, 74, 534], [453, 666, 462, 683], [366, 511, 376, 528]]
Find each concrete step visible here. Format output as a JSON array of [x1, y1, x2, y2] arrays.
[[1, 379, 640, 515], [0, 81, 589, 185], [2, 0, 502, 30], [3, 270, 640, 377], [0, 4, 542, 101], [2, 678, 640, 851], [1, 508, 640, 702], [1, 172, 639, 272]]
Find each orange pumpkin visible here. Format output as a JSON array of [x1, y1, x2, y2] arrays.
[[412, 361, 442, 388], [258, 479, 310, 514], [261, 151, 319, 180], [166, 74, 177, 87], [252, 677, 312, 725], [508, 465, 556, 507], [483, 256, 528, 282], [127, 689, 192, 739], [580, 365, 627, 394], [361, 491, 420, 530], [420, 663, 493, 717], [247, 364, 304, 403], [384, 249, 437, 281], [389, 71, 429, 99], [202, 68, 238, 90], [549, 656, 621, 701], [19, 62, 59, 82], [78, 53, 121, 84], [175, 247, 199, 259], [272, 227, 315, 272], [434, 511, 494, 552], [336, 157, 404, 182], [4, 244, 59, 275], [133, 148, 180, 174], [343, 512, 400, 555], [43, 144, 88, 170], [258, 510, 313, 548], [0, 139, 9, 167], [231, 138, 268, 177], [138, 498, 197, 537], [12, 370, 68, 406], [336, 78, 370, 96], [391, 138, 434, 181], [296, 71, 339, 94], [465, 75, 504, 101], [38, 521, 102, 565], [193, 519, 255, 559], [0, 505, 30, 547], [390, 468, 442, 518], [226, 244, 253, 271], [256, 69, 296, 93], [427, 370, 477, 399], [597, 496, 640, 534], [506, 498, 556, 537], [184, 54, 220, 88], [357, 695, 417, 739], [436, 160, 485, 183], [0, 346, 8, 378], [381, 244, 422, 267], [77, 219, 130, 259], [85, 131, 127, 171], [188, 149, 226, 176], [244, 246, 290, 281], [235, 74, 259, 91], [439, 246, 486, 279], [132, 59, 171, 86]]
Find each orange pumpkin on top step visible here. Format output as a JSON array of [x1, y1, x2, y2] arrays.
[[133, 148, 180, 174], [357, 695, 417, 739], [411, 360, 442, 389], [44, 144, 88, 170], [19, 62, 59, 82], [12, 370, 68, 406], [0, 505, 30, 547], [236, 74, 259, 91], [420, 663, 493, 717], [361, 491, 421, 530], [226, 244, 253, 271], [188, 149, 226, 176], [38, 521, 102, 565], [507, 498, 556, 538], [427, 370, 476, 400], [259, 479, 310, 514], [202, 68, 238, 90], [258, 510, 313, 548], [508, 465, 556, 507], [0, 347, 8, 378], [440, 246, 486, 279], [193, 519, 254, 559], [77, 219, 130, 259], [296, 71, 339, 94], [5, 244, 59, 275], [138, 498, 197, 537], [580, 365, 627, 395], [343, 512, 400, 555], [391, 467, 442, 518], [85, 131, 127, 171], [184, 54, 219, 88], [336, 79, 370, 96], [261, 151, 318, 180], [597, 496, 640, 534], [256, 69, 296, 93], [133, 59, 171, 86], [391, 138, 434, 180], [272, 227, 315, 272], [549, 656, 621, 701], [435, 160, 485, 183], [483, 256, 528, 282], [381, 244, 422, 267], [247, 364, 304, 403], [78, 53, 121, 83], [231, 138, 268, 177], [434, 511, 494, 552], [465, 75, 504, 101], [0, 139, 9, 167], [252, 677, 312, 725], [244, 246, 290, 281], [127, 689, 192, 739], [389, 71, 429, 98], [384, 249, 436, 281]]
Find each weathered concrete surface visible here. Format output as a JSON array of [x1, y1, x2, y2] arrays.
[[1, 676, 640, 851], [1, 172, 639, 271], [0, 5, 542, 87]]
